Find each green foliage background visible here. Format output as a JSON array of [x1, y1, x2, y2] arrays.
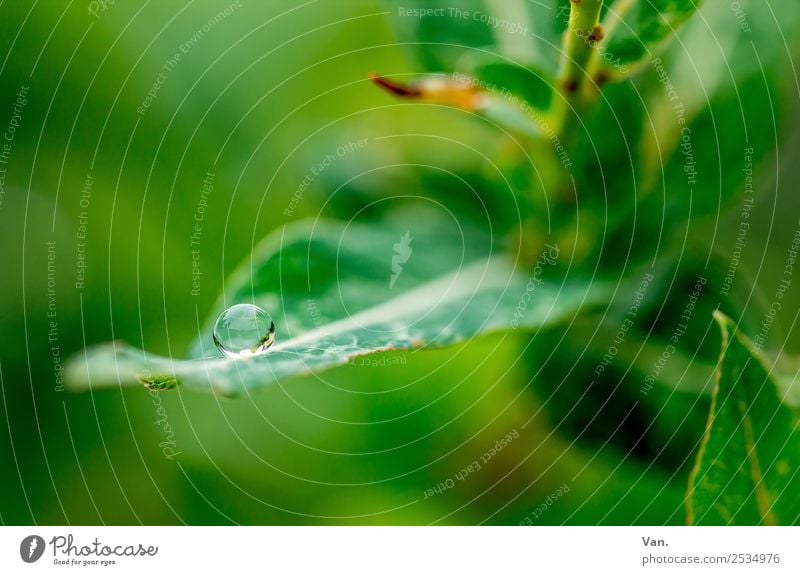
[[1, 0, 799, 525]]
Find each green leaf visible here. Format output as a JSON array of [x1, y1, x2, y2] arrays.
[[66, 212, 610, 396], [379, 0, 562, 118], [602, 0, 704, 69], [635, 0, 799, 239], [687, 312, 800, 525], [383, 0, 564, 76]]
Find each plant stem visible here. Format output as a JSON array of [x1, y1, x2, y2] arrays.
[[585, 0, 635, 82], [560, 0, 604, 94], [553, 0, 605, 138]]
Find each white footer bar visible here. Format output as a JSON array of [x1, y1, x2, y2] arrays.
[[1, 526, 796, 574]]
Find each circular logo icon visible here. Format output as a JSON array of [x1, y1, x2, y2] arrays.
[[20, 535, 45, 563]]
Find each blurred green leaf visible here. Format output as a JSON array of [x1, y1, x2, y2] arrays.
[[67, 211, 610, 396], [383, 0, 564, 74], [380, 0, 563, 117], [602, 0, 704, 69], [687, 312, 800, 525], [640, 0, 799, 216], [457, 57, 555, 110]]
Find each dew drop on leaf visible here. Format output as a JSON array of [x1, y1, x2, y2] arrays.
[[212, 303, 276, 358]]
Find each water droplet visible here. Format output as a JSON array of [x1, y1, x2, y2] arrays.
[[213, 303, 275, 358]]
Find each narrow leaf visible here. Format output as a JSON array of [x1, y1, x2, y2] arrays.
[[369, 72, 543, 137], [687, 312, 800, 525]]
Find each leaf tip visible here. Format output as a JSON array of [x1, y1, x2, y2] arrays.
[[368, 72, 423, 97], [369, 72, 485, 111], [712, 310, 733, 330]]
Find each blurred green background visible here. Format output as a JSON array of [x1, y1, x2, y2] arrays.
[[1, 0, 799, 525]]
